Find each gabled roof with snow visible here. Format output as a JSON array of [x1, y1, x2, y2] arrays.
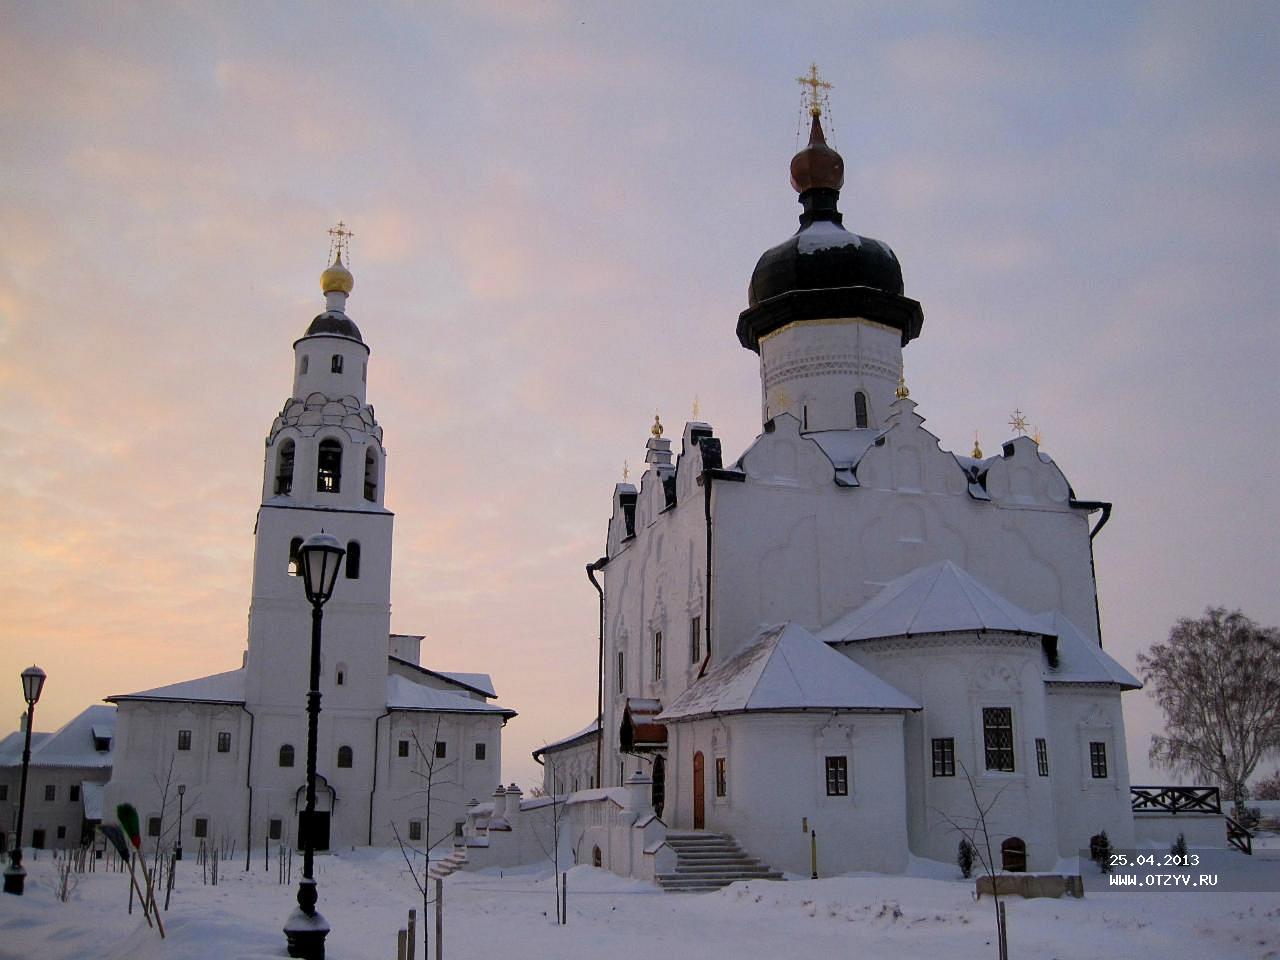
[[818, 560, 1048, 644], [388, 656, 498, 698], [108, 668, 246, 705], [0, 705, 116, 769], [386, 674, 516, 717], [533, 718, 601, 761], [658, 623, 918, 722], [1038, 611, 1142, 689]]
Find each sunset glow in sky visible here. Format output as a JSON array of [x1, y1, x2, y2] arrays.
[[1, 2, 1277, 788]]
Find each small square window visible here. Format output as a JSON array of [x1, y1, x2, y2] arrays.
[[1089, 741, 1108, 779], [824, 756, 848, 796], [434, 741, 447, 759], [408, 820, 422, 841], [931, 737, 955, 777], [714, 757, 727, 798], [194, 818, 208, 839], [397, 739, 410, 758], [177, 729, 192, 751], [44, 784, 56, 802], [268, 818, 282, 841], [56, 825, 66, 839], [217, 732, 232, 753], [69, 785, 80, 803], [1035, 738, 1049, 776], [474, 742, 486, 761], [148, 817, 161, 837]]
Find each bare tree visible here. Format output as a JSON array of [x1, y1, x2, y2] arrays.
[[932, 762, 1013, 960], [392, 720, 457, 960], [527, 754, 571, 924], [1139, 607, 1280, 814]]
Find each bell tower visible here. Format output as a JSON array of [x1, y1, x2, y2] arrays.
[[243, 227, 395, 713]]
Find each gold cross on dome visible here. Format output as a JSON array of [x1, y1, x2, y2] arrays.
[[692, 395, 701, 419], [797, 63, 832, 117], [623, 460, 630, 482], [1008, 409, 1029, 436], [328, 220, 354, 262]]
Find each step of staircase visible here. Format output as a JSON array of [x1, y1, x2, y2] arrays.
[[427, 848, 468, 879], [656, 831, 783, 893]]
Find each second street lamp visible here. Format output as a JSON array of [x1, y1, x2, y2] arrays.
[[3, 665, 46, 896], [283, 533, 345, 960], [175, 784, 186, 861]]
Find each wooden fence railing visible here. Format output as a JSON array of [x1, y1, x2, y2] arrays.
[[1130, 785, 1221, 815]]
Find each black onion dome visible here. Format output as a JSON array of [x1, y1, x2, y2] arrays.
[[737, 114, 923, 353], [305, 311, 364, 343]]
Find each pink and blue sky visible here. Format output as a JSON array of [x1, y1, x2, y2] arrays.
[[1, 2, 1276, 787]]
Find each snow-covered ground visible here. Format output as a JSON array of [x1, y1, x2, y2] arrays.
[[1, 842, 1277, 960]]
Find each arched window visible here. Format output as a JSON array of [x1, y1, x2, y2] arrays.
[[345, 541, 361, 579], [278, 744, 295, 768], [854, 391, 869, 429], [299, 355, 309, 375], [275, 440, 295, 496], [592, 845, 602, 868], [363, 449, 378, 502], [288, 537, 303, 576], [317, 438, 342, 493], [1001, 837, 1027, 872], [337, 745, 353, 768], [335, 663, 346, 686], [331, 354, 343, 373]]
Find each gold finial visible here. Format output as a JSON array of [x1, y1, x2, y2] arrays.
[[328, 220, 354, 263], [623, 460, 630, 482], [895, 367, 910, 400], [1008, 409, 1029, 436], [692, 395, 701, 419], [773, 387, 790, 409], [971, 431, 983, 459], [651, 413, 664, 438], [797, 63, 832, 118], [1032, 426, 1043, 445]]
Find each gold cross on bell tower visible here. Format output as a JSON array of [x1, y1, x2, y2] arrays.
[[797, 63, 833, 117], [328, 220, 355, 262]]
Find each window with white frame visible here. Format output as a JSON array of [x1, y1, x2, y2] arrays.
[[824, 756, 848, 796]]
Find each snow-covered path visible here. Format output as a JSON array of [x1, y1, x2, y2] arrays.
[[0, 847, 1277, 959]]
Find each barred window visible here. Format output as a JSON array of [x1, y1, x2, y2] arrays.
[[217, 732, 232, 753], [337, 745, 353, 768], [824, 756, 848, 796], [177, 729, 192, 751], [653, 631, 663, 681], [279, 744, 295, 768], [983, 708, 1015, 772], [397, 739, 409, 758], [714, 757, 727, 797], [1089, 741, 1108, 779], [1035, 738, 1049, 776], [474, 742, 486, 761], [194, 818, 208, 839], [931, 737, 955, 777], [44, 784, 56, 802], [147, 816, 161, 837], [435, 741, 447, 759], [690, 615, 702, 664], [269, 818, 282, 841], [409, 820, 422, 841]]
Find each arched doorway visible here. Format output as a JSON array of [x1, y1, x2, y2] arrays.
[[1001, 837, 1026, 872], [692, 751, 705, 829], [652, 755, 666, 819]]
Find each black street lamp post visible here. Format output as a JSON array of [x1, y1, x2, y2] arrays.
[[3, 665, 46, 896], [175, 784, 186, 861], [283, 533, 345, 960]]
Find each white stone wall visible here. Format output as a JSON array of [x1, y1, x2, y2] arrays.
[[0, 766, 109, 850], [538, 736, 599, 795]]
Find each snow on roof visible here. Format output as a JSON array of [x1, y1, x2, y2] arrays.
[[108, 668, 246, 705], [533, 718, 601, 760], [0, 705, 116, 770], [805, 428, 888, 485], [658, 622, 918, 722], [1038, 611, 1142, 689], [818, 560, 1048, 644], [81, 781, 106, 821], [386, 674, 516, 717], [437, 671, 497, 698]]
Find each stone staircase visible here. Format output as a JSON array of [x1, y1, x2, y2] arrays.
[[427, 848, 468, 879], [656, 831, 784, 892]]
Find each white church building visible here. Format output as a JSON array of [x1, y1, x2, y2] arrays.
[[538, 97, 1142, 878], [103, 242, 515, 854]]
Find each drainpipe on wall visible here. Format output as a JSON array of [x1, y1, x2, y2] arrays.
[[587, 557, 607, 788], [238, 703, 256, 872], [367, 709, 391, 845], [1069, 498, 1113, 648]]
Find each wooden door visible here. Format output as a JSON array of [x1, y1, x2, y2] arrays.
[[692, 751, 705, 829]]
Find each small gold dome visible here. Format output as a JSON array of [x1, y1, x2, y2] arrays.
[[321, 253, 354, 295]]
